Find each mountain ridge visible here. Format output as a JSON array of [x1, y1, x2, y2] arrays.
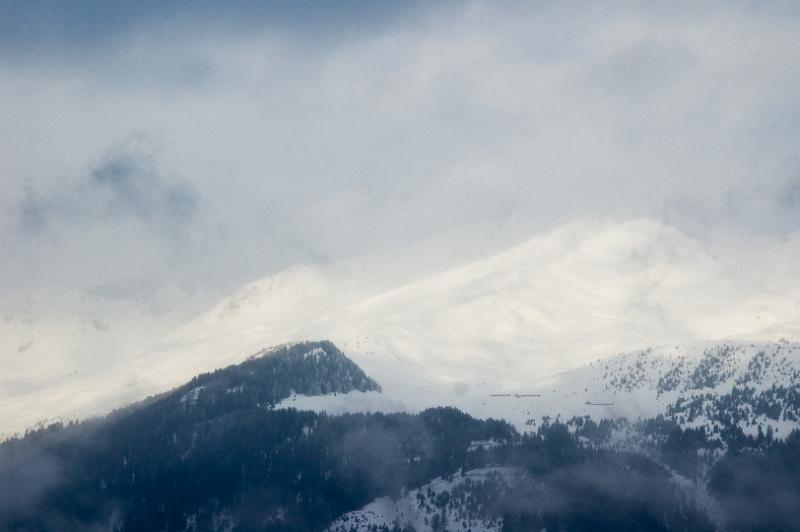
[[4, 340, 797, 531], [3, 218, 799, 438]]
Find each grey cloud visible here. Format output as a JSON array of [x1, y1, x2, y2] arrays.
[[588, 38, 697, 100], [18, 188, 49, 234], [83, 277, 156, 301], [90, 152, 198, 227], [19, 144, 198, 239], [0, 445, 63, 516], [2, 1, 800, 370], [778, 173, 800, 211], [82, 277, 166, 315], [0, 0, 435, 65]]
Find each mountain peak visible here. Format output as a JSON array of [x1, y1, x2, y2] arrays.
[[4, 219, 798, 438], [136, 340, 382, 418]]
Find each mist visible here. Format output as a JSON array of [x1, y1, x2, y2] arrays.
[[3, 1, 800, 319]]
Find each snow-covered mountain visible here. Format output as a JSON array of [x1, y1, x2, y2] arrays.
[[281, 339, 800, 441], [328, 467, 520, 532], [3, 218, 799, 437]]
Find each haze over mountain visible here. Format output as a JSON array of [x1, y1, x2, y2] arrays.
[[4, 341, 799, 530], [4, 217, 799, 437], [3, 1, 800, 408], [2, 3, 800, 529]]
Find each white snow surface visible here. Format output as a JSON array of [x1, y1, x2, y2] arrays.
[[3, 218, 800, 437], [276, 391, 407, 416], [327, 467, 520, 532], [276, 339, 800, 437]]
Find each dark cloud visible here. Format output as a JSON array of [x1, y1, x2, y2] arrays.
[[83, 277, 165, 314], [0, 0, 434, 64], [19, 144, 198, 239], [90, 152, 198, 226], [83, 277, 156, 301], [18, 187, 49, 234], [778, 174, 800, 211]]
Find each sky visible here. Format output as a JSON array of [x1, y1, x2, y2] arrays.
[[2, 1, 800, 370]]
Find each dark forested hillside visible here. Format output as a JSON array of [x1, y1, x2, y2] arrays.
[[2, 341, 799, 531]]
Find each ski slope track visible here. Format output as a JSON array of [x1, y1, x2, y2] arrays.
[[3, 218, 800, 437]]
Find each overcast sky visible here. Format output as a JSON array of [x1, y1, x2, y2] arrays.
[[2, 1, 800, 325]]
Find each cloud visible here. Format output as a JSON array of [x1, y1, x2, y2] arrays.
[[0, 0, 434, 68], [0, 444, 63, 516], [778, 172, 800, 211], [18, 140, 197, 238], [1, 1, 800, 370]]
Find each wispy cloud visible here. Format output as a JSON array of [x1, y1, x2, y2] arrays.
[[1, 0, 800, 343], [19, 140, 197, 238]]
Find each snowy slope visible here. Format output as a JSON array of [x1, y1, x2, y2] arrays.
[[471, 339, 800, 436], [328, 467, 520, 532], [3, 218, 799, 437], [139, 218, 800, 392], [279, 340, 800, 439]]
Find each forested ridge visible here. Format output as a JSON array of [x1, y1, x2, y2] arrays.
[[2, 342, 799, 531]]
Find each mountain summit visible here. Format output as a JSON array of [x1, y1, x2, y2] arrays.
[[4, 219, 799, 437]]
